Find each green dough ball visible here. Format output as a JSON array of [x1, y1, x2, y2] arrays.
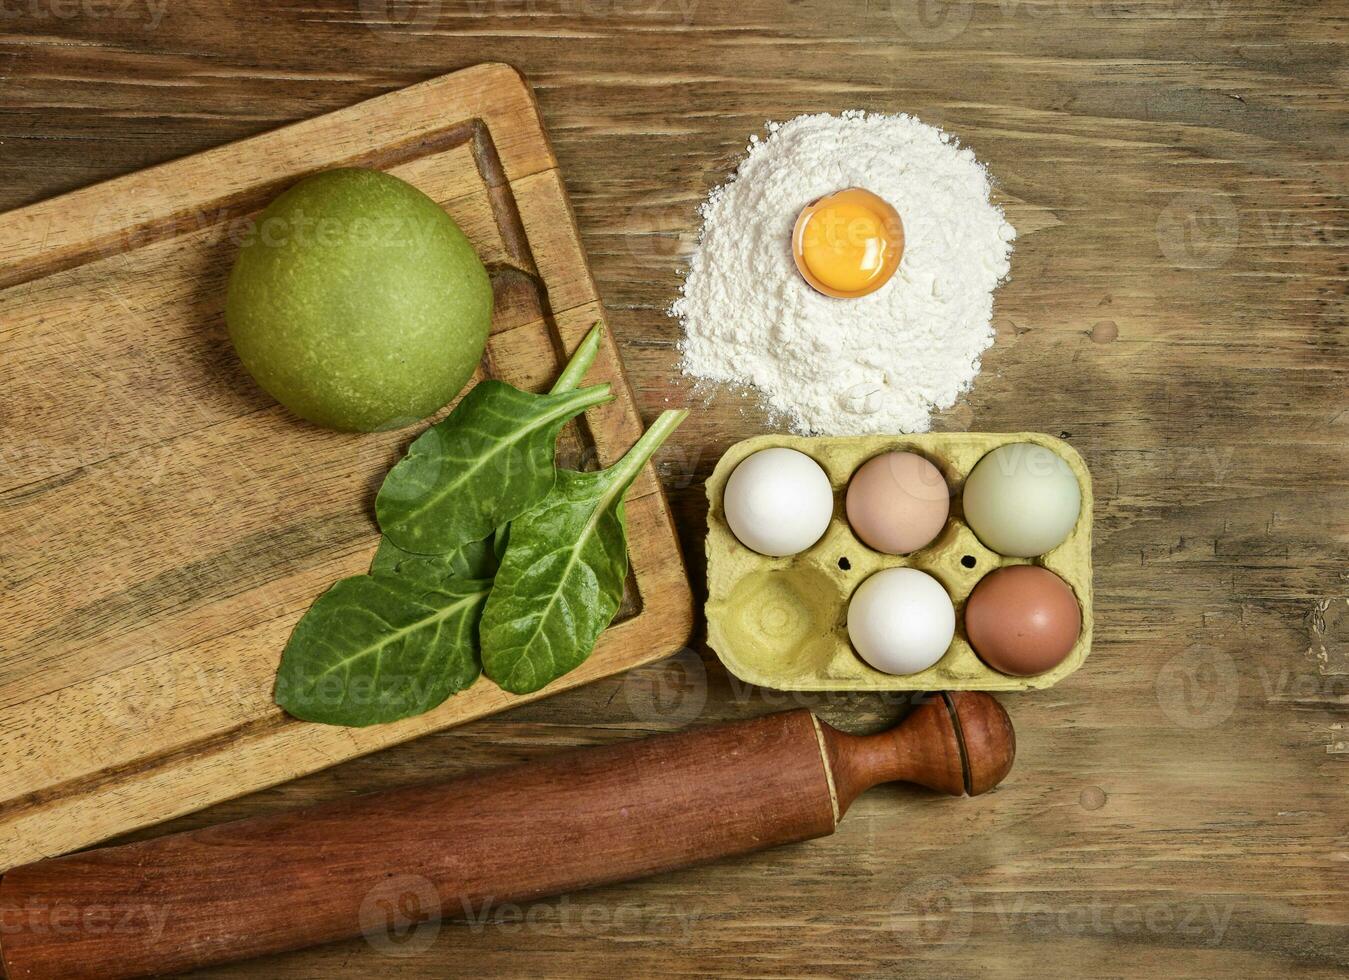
[[225, 168, 493, 431]]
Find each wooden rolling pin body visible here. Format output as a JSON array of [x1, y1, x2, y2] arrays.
[[0, 695, 1013, 979]]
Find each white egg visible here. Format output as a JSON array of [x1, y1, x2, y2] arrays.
[[962, 443, 1082, 557], [723, 447, 834, 557], [846, 567, 955, 675]]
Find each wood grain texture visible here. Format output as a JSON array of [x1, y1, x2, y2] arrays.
[[0, 64, 694, 873], [0, 1, 1345, 978]]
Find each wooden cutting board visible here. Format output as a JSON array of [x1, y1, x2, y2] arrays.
[[0, 64, 693, 873]]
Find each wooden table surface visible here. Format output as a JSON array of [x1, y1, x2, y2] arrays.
[[3, 2, 1345, 977]]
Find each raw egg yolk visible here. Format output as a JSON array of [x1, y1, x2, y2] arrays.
[[800, 201, 888, 292], [795, 190, 901, 296]]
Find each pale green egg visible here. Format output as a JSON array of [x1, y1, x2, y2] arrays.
[[962, 443, 1081, 557]]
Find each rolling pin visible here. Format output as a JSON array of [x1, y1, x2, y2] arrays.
[[0, 692, 1014, 979]]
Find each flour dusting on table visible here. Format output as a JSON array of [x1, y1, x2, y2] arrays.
[[674, 111, 1015, 435]]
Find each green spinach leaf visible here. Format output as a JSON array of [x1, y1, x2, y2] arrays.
[[366, 321, 605, 568], [370, 535, 498, 581], [480, 409, 687, 694], [276, 321, 644, 726], [276, 573, 491, 726], [376, 380, 612, 555]]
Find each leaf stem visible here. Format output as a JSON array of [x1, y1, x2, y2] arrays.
[[553, 380, 614, 417], [602, 409, 689, 500], [550, 321, 604, 394]]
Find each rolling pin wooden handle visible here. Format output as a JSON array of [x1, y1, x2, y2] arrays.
[[824, 690, 1017, 810], [0, 693, 1014, 980]]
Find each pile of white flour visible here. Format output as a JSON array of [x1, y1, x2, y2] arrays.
[[674, 111, 1015, 434]]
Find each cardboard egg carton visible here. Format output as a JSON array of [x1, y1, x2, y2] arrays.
[[705, 432, 1093, 691]]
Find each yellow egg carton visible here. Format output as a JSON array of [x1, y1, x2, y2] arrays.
[[705, 432, 1093, 691]]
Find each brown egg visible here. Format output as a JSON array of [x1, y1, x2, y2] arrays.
[[964, 565, 1081, 676], [845, 451, 950, 554]]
